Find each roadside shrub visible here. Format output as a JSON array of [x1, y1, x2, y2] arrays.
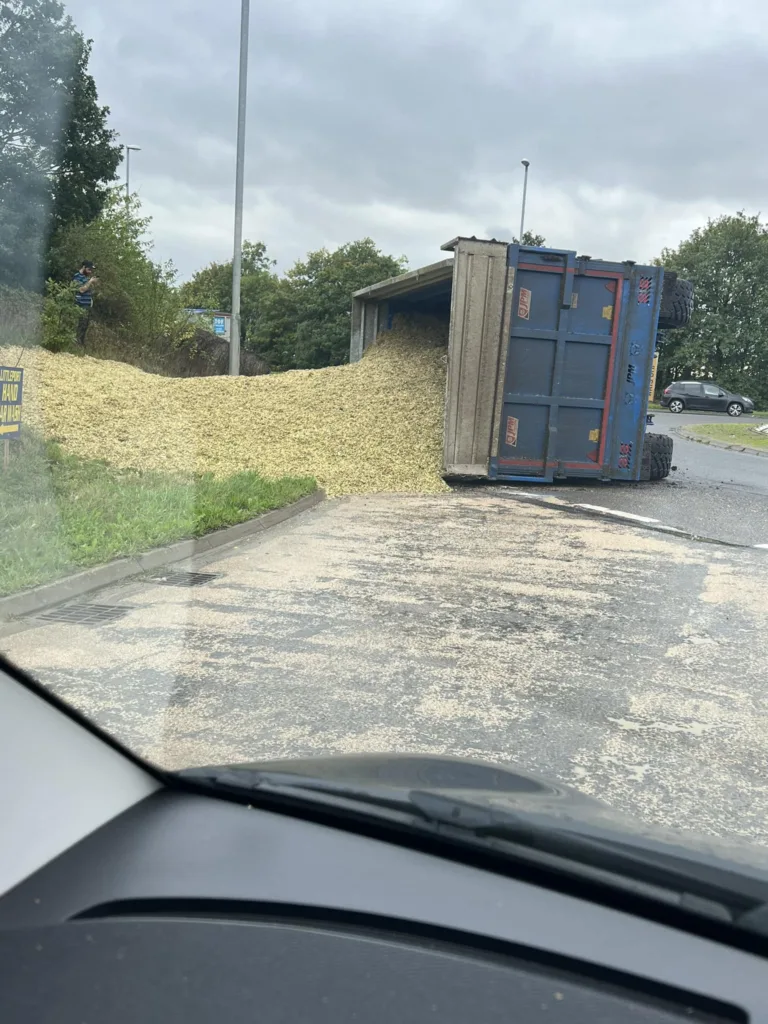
[[47, 191, 188, 352], [41, 279, 80, 352]]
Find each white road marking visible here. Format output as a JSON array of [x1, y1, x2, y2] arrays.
[[507, 494, 765, 548], [575, 504, 660, 524]]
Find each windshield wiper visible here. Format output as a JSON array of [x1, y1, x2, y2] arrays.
[[178, 767, 768, 934], [177, 766, 421, 816], [407, 791, 768, 927]]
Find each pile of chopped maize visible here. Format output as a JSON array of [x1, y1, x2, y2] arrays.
[[2, 318, 449, 496]]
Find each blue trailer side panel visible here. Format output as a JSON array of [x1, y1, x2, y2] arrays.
[[488, 247, 663, 484], [603, 267, 665, 481]]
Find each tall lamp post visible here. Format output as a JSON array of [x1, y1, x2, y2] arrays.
[[229, 0, 250, 377], [519, 159, 530, 242], [125, 145, 141, 200]]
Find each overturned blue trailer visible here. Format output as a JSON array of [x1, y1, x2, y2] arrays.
[[351, 237, 692, 484]]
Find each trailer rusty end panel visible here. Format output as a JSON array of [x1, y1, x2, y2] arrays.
[[442, 238, 513, 478]]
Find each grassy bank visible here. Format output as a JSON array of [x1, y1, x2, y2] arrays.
[[686, 422, 768, 451], [0, 431, 316, 597]]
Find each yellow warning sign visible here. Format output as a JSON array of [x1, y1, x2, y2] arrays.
[[602, 305, 613, 321], [588, 428, 600, 442], [649, 351, 660, 401], [0, 366, 23, 439]]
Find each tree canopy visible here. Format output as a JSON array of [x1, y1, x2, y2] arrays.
[[270, 238, 407, 368], [0, 0, 121, 289], [656, 212, 768, 408], [516, 231, 546, 246], [182, 238, 408, 370], [178, 241, 274, 311]]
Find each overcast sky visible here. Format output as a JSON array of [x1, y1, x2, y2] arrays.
[[77, 0, 766, 281]]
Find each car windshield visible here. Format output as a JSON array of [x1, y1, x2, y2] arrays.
[[1, 0, 768, 870]]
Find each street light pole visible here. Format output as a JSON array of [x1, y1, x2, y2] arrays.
[[229, 0, 250, 377], [125, 145, 141, 201], [519, 159, 530, 242]]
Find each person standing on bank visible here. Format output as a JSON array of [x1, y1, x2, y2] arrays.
[[73, 261, 98, 346]]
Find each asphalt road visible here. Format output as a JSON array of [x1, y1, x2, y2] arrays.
[[543, 412, 768, 547], [4, 493, 768, 850]]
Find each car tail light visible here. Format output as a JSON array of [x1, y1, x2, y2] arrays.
[[663, 387, 671, 395]]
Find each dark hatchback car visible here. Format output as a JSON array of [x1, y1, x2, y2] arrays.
[[661, 381, 754, 416]]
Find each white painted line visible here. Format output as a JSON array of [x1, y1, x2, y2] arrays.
[[755, 544, 768, 549], [510, 492, 571, 506], [575, 504, 660, 524]]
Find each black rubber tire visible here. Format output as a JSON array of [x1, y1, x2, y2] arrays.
[[727, 402, 744, 417], [640, 432, 673, 481], [658, 272, 694, 330], [667, 398, 685, 413]]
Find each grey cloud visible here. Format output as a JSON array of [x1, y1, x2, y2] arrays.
[[485, 227, 516, 242], [80, 0, 768, 272]]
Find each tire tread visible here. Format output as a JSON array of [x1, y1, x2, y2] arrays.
[[658, 275, 694, 330], [641, 432, 673, 481]]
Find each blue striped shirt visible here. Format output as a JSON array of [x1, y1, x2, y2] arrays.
[[73, 272, 94, 308]]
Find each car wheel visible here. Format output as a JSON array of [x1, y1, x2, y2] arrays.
[[668, 398, 685, 413], [727, 402, 744, 417]]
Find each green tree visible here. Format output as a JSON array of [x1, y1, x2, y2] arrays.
[[179, 241, 274, 310], [179, 240, 278, 354], [514, 231, 546, 246], [50, 34, 122, 231], [656, 212, 768, 408], [0, 1, 120, 289], [254, 238, 407, 369]]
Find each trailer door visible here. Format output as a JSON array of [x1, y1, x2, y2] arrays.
[[492, 247, 625, 483]]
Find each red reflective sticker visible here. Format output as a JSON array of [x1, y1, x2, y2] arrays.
[[505, 416, 519, 447]]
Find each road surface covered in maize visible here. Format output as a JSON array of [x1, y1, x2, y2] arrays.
[[4, 491, 768, 851]]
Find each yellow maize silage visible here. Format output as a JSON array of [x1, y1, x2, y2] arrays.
[[1, 319, 449, 496]]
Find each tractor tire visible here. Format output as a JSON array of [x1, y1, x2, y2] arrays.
[[640, 432, 673, 481], [658, 272, 694, 330]]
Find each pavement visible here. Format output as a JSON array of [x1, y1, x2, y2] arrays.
[[4, 492, 768, 847], [532, 412, 768, 547]]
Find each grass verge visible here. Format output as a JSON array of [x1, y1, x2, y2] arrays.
[[686, 422, 768, 451], [0, 431, 316, 597]]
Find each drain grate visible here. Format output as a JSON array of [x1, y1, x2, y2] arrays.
[[37, 604, 131, 625], [148, 571, 222, 588]]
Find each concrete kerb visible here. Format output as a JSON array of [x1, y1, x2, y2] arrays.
[[674, 426, 768, 458], [4, 481, 765, 625], [0, 489, 326, 622]]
